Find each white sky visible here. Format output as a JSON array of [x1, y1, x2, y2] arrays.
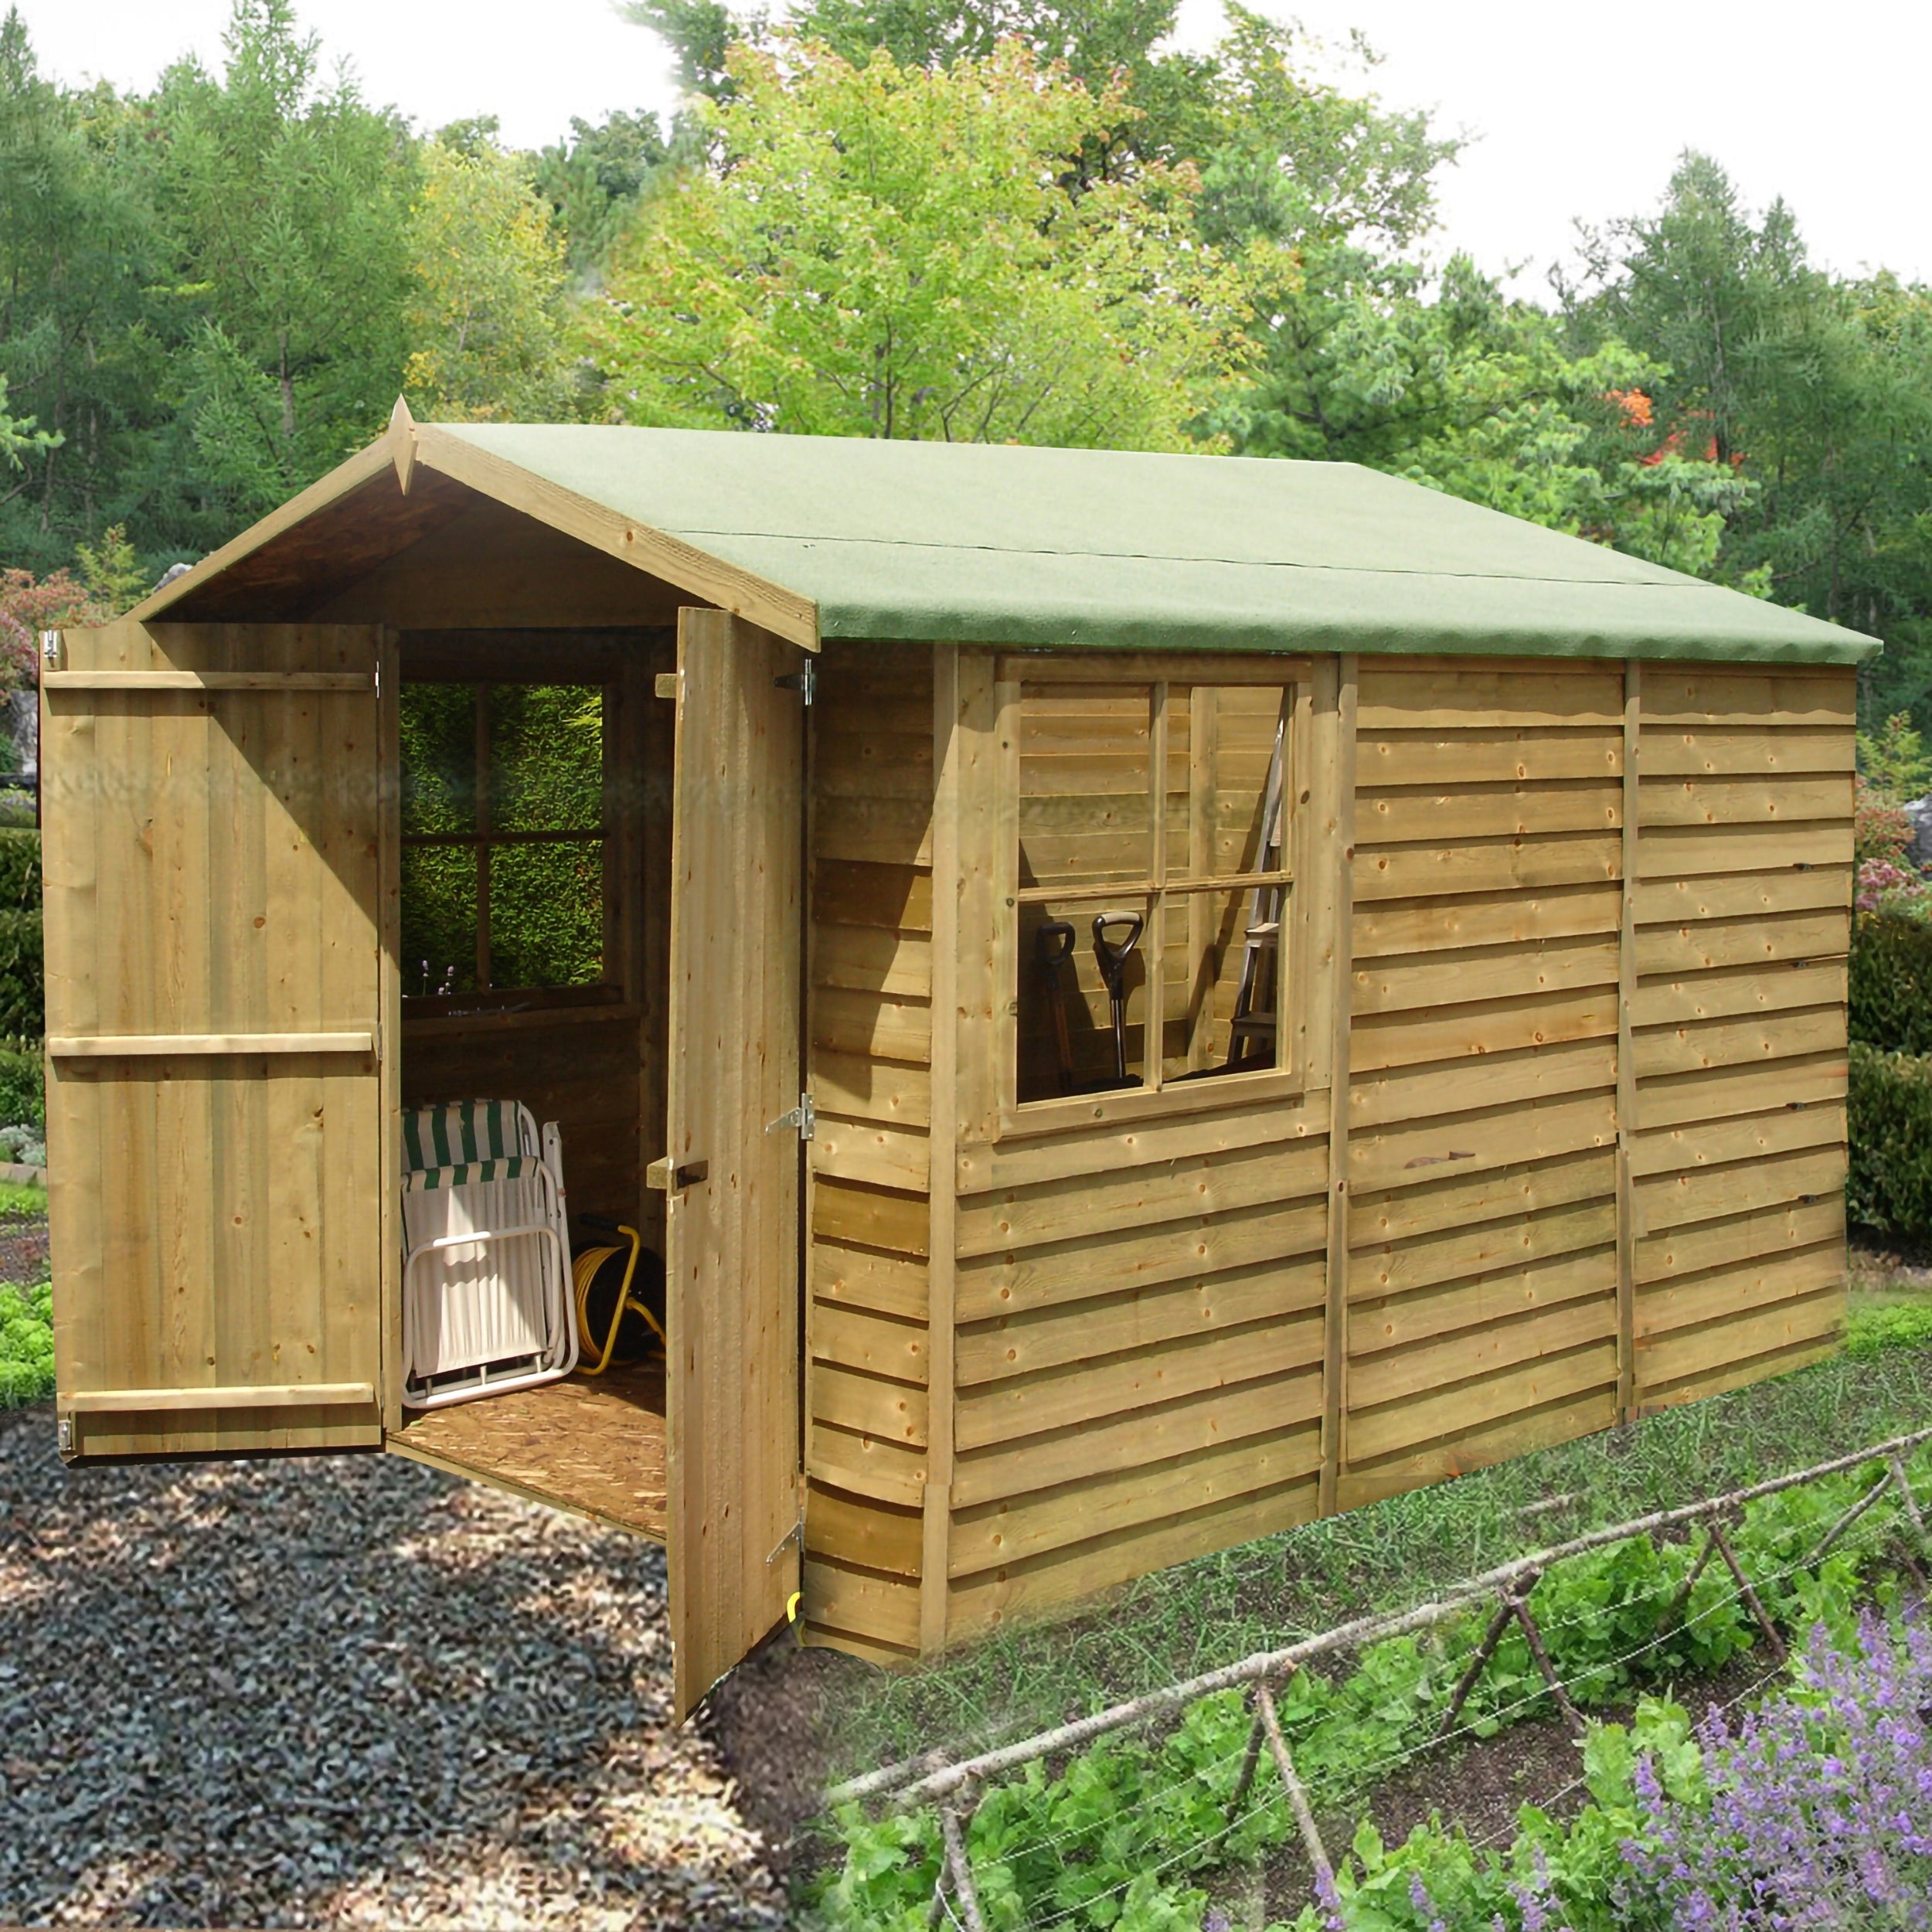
[[28, 0, 1928, 298]]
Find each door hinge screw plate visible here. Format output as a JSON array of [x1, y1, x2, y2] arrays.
[[766, 1092, 815, 1139]]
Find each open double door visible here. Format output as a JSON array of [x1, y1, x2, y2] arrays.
[[41, 611, 804, 1717]]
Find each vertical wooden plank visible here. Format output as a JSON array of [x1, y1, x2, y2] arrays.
[[1318, 655, 1358, 1519], [952, 653, 1004, 1145], [378, 628, 404, 1434], [1296, 664, 1338, 1094], [638, 635, 676, 1247], [1186, 685, 1216, 1073], [1287, 675, 1317, 1087], [990, 675, 1021, 1129], [1145, 680, 1168, 1093], [665, 607, 804, 1720], [922, 643, 961, 1654], [1616, 658, 1640, 1425]]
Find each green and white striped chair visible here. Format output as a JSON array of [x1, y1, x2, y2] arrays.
[[400, 1099, 580, 1410]]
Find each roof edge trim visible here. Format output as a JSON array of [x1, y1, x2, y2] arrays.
[[129, 437, 398, 623], [417, 427, 820, 651]]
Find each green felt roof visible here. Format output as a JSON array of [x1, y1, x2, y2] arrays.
[[442, 426, 1876, 664]]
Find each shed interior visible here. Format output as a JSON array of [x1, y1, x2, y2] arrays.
[[303, 478, 696, 1543], [387, 627, 676, 1541]]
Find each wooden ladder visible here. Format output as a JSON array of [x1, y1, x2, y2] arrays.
[[1226, 701, 1288, 1069]]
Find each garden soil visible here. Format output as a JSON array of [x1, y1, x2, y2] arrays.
[[0, 1399, 825, 1928]]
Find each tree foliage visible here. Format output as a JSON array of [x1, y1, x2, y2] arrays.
[[582, 39, 1250, 447], [403, 135, 570, 420], [2, 0, 1932, 741]]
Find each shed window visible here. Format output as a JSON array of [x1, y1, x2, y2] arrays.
[[401, 682, 609, 1003], [1015, 676, 1294, 1106]]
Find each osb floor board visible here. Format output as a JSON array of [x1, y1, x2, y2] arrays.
[[396, 1357, 668, 1542]]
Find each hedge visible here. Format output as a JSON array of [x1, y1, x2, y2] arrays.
[[0, 825, 37, 1042], [1848, 1041, 1932, 1240], [0, 1046, 40, 1131], [1849, 909, 1932, 1053]]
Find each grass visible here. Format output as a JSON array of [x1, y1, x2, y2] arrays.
[[823, 1267, 1932, 1780]]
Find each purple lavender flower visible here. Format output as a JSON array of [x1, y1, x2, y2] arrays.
[[1619, 1608, 1932, 1928]]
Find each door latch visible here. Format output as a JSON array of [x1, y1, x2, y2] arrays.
[[645, 1156, 709, 1190], [766, 1092, 815, 1140], [774, 661, 816, 705]]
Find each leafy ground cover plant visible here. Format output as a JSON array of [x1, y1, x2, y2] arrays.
[[808, 1436, 1931, 1930], [0, 1277, 52, 1406]]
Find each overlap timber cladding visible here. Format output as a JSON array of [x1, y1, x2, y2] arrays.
[[1628, 668, 1852, 1406], [797, 648, 1852, 1659], [1341, 655, 1850, 1512], [801, 642, 936, 1662], [1342, 658, 1628, 1507]]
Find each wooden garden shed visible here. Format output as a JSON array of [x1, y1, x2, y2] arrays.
[[41, 405, 1875, 1711]]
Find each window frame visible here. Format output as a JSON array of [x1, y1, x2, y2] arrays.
[[993, 651, 1318, 1139], [399, 670, 621, 1015]]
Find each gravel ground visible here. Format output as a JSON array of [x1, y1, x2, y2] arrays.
[[0, 1403, 790, 1929]]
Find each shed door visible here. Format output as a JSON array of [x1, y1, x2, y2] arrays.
[[665, 608, 805, 1719], [43, 621, 387, 1462]]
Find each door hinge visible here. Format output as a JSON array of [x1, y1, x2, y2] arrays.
[[765, 1092, 815, 1140], [39, 630, 62, 669], [767, 1512, 804, 1566], [56, 1414, 74, 1457], [774, 661, 816, 706]]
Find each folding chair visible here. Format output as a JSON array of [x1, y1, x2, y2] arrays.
[[400, 1100, 580, 1410]]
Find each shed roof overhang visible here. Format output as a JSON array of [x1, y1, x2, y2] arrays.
[[133, 403, 1880, 665]]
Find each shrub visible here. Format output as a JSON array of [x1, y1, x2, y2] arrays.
[[1848, 910, 1932, 1051], [1847, 1042, 1932, 1238], [0, 1043, 41, 1131], [0, 825, 40, 1041], [1854, 779, 1913, 866]]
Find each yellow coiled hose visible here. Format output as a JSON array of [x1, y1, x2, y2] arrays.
[[573, 1225, 665, 1375]]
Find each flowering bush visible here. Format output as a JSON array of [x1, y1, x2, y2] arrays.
[[1853, 859, 1932, 927], [1619, 1610, 1932, 1928], [1854, 781, 1914, 868]]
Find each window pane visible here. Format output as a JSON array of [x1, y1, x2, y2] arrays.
[[1018, 685, 1152, 893], [1159, 883, 1283, 1080], [491, 684, 603, 833], [1015, 899, 1151, 1104], [489, 840, 604, 990], [1170, 685, 1290, 883], [400, 684, 476, 836], [401, 845, 479, 996]]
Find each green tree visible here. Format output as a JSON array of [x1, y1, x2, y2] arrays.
[[581, 39, 1250, 447], [1570, 153, 1932, 719], [532, 109, 673, 274], [0, 10, 174, 572], [403, 134, 570, 420], [150, 0, 416, 515]]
